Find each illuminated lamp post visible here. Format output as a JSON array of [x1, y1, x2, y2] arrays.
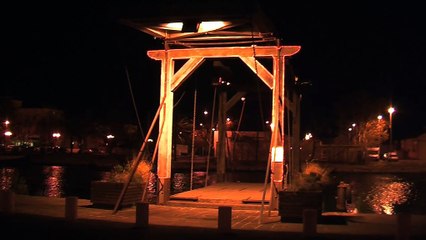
[[387, 106, 395, 151], [348, 127, 353, 143], [4, 130, 12, 146], [351, 123, 357, 143], [377, 115, 383, 147], [3, 120, 11, 146], [106, 134, 115, 154], [52, 132, 61, 150]]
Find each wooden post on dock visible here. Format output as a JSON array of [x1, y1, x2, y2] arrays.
[[396, 213, 411, 240], [0, 190, 15, 214], [218, 206, 232, 234], [303, 209, 318, 237], [65, 196, 78, 221], [135, 202, 149, 228]]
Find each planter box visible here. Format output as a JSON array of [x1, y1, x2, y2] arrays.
[[278, 190, 323, 223], [90, 181, 143, 208]]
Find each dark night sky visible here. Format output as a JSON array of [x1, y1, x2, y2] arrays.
[[3, 1, 425, 141]]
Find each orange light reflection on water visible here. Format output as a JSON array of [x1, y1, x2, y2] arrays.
[[0, 168, 15, 190], [43, 166, 64, 197], [365, 176, 413, 215]]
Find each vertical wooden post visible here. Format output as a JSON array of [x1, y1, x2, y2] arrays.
[[303, 209, 317, 237], [396, 213, 411, 240], [218, 206, 232, 234], [135, 202, 149, 228], [0, 190, 15, 214], [65, 196, 78, 221]]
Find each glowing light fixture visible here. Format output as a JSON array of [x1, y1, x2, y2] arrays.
[[272, 146, 284, 163], [198, 21, 226, 32], [161, 21, 227, 33], [388, 106, 396, 150], [304, 132, 312, 140], [163, 22, 183, 31]]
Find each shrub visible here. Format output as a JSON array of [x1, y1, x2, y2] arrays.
[[109, 160, 151, 184], [287, 162, 331, 191]]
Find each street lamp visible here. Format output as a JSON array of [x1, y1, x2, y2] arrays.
[[387, 106, 395, 151]]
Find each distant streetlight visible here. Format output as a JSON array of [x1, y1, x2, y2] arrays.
[[4, 130, 12, 146], [387, 106, 395, 151], [377, 115, 383, 120], [304, 132, 312, 140], [52, 132, 61, 148], [52, 132, 61, 138]]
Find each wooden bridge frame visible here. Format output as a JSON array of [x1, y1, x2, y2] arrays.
[[147, 45, 301, 208]]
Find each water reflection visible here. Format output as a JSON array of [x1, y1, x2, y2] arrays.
[[144, 173, 158, 203], [172, 173, 188, 194], [1, 164, 425, 214], [364, 175, 415, 215], [42, 166, 64, 197], [172, 171, 208, 193], [0, 168, 15, 190]]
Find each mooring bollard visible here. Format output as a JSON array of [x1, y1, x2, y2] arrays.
[[218, 206, 232, 234], [135, 202, 149, 228], [65, 196, 78, 221], [0, 190, 15, 214], [396, 213, 411, 240], [303, 209, 318, 237], [336, 181, 350, 212]]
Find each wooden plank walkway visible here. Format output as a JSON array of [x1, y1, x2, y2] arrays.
[[168, 182, 272, 210]]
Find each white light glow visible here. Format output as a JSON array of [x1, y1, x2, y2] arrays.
[[163, 22, 183, 31], [198, 21, 227, 32], [272, 146, 284, 162], [161, 21, 227, 33], [304, 132, 312, 140]]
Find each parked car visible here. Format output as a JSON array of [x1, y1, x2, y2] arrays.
[[383, 151, 398, 161]]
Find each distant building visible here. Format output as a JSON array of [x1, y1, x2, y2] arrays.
[[14, 107, 65, 147], [400, 133, 426, 160]]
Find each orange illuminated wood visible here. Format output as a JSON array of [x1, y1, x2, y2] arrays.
[[239, 56, 273, 89], [171, 57, 204, 91], [148, 44, 300, 205], [147, 46, 301, 60]]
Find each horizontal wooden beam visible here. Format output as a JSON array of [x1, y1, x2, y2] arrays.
[[147, 46, 301, 60]]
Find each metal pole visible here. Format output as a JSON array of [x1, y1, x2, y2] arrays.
[[190, 89, 197, 190], [142, 114, 165, 203], [205, 86, 217, 187], [389, 112, 393, 152], [113, 96, 166, 214]]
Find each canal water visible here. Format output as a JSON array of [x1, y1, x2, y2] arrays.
[[1, 163, 425, 215]]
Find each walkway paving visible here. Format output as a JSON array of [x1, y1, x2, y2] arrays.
[[1, 193, 426, 239], [169, 182, 271, 210]]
